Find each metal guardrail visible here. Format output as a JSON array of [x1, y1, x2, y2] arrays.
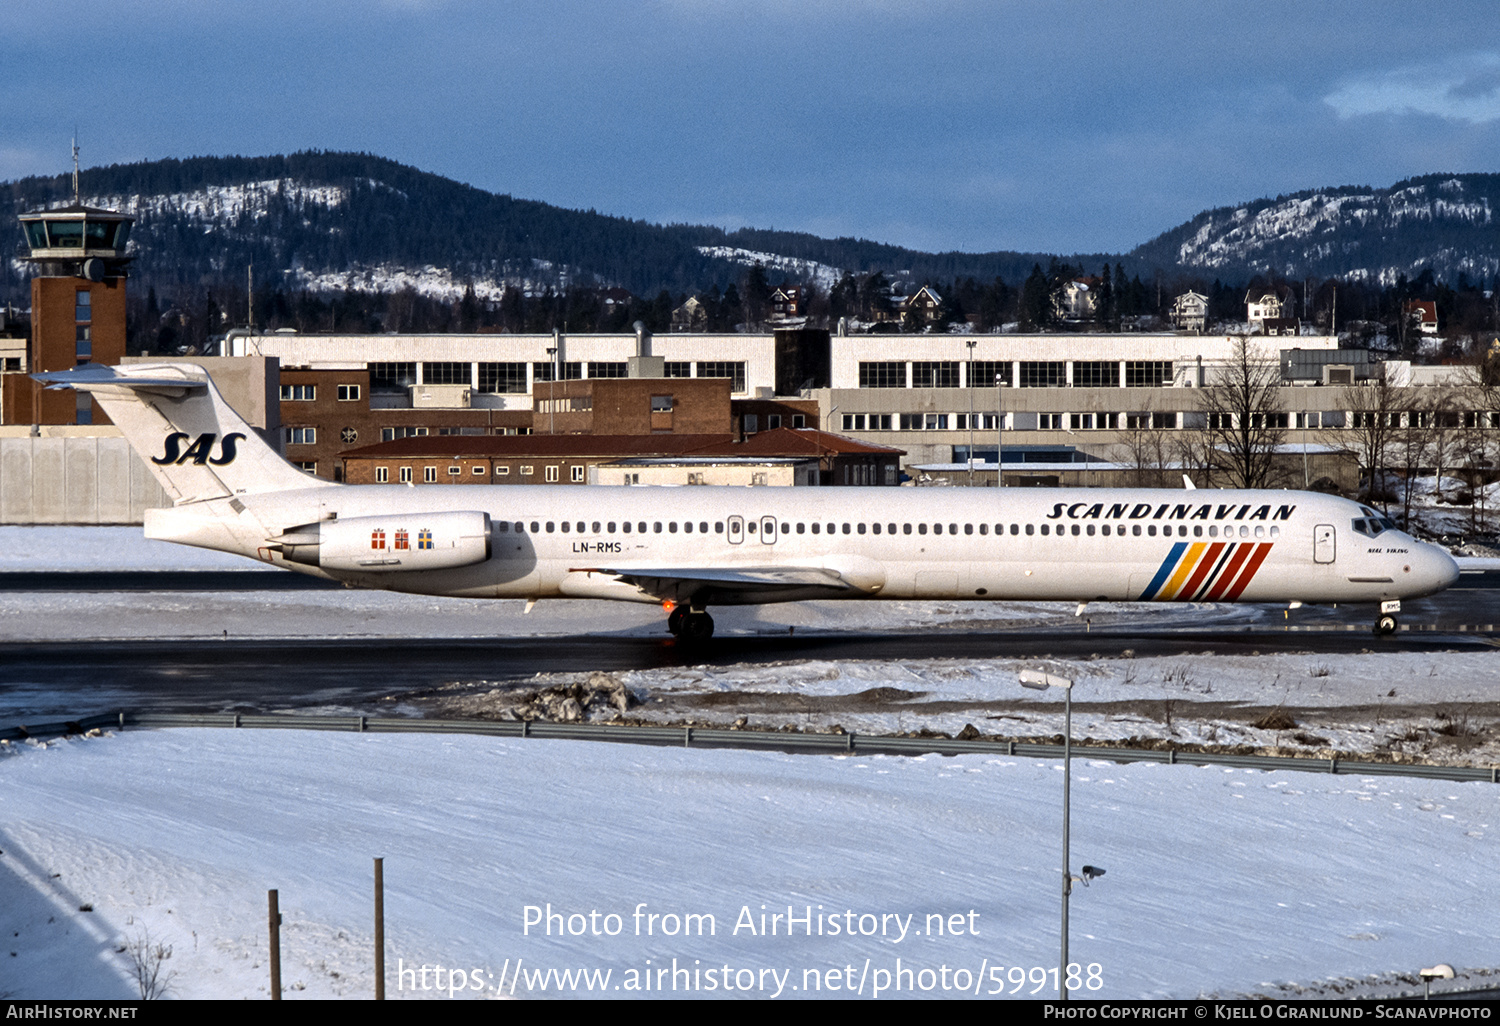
[[4, 710, 1498, 784]]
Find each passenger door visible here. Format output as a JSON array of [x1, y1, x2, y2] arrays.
[[1313, 524, 1335, 564]]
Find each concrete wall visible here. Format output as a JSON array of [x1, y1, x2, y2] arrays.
[[0, 431, 168, 524]]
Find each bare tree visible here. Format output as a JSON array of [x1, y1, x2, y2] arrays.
[[1196, 335, 1287, 488], [1455, 402, 1497, 535], [1111, 402, 1173, 487], [1338, 363, 1414, 510]]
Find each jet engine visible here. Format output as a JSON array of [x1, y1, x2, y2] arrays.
[[271, 511, 492, 572]]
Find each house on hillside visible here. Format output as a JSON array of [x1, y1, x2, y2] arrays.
[[1170, 290, 1209, 332], [1405, 299, 1438, 335], [671, 295, 708, 332], [897, 285, 944, 327], [1054, 279, 1099, 322], [769, 286, 803, 321], [1245, 285, 1295, 330]]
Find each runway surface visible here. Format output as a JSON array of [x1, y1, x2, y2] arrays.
[[1, 570, 1496, 723], [2, 625, 1495, 724]]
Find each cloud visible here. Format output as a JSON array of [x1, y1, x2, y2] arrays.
[[1325, 52, 1500, 123]]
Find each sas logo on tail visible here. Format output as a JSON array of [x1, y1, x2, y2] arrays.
[[152, 432, 246, 466]]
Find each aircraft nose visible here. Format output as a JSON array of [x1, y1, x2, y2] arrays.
[[1420, 543, 1460, 593]]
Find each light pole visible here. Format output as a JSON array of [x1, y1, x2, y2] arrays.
[[967, 340, 977, 486], [545, 345, 558, 435], [1302, 410, 1311, 489], [995, 374, 1006, 488], [1019, 669, 1074, 1000]]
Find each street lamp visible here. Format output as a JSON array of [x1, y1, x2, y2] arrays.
[[995, 374, 1006, 488], [967, 340, 977, 486], [1302, 410, 1311, 489], [545, 345, 558, 435], [1419, 964, 1454, 1000], [1019, 669, 1075, 1000]]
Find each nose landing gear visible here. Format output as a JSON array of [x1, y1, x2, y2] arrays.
[[1374, 599, 1401, 636]]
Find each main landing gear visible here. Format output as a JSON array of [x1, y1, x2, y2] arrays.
[[666, 604, 715, 641]]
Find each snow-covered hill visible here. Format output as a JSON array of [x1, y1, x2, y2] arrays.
[[1131, 174, 1500, 284]]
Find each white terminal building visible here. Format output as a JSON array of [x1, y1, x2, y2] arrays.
[[228, 328, 1378, 472]]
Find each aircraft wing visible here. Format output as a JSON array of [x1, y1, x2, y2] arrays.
[[569, 564, 860, 600]]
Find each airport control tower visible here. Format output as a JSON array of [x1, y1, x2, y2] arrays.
[[4, 193, 134, 425]]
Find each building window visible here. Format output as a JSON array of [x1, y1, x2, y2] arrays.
[[588, 361, 627, 379], [399, 467, 413, 483], [75, 325, 91, 359], [912, 361, 960, 388], [695, 361, 747, 393], [744, 414, 759, 434], [571, 465, 585, 482], [424, 466, 437, 483], [792, 414, 805, 428], [859, 362, 907, 389], [1019, 361, 1066, 388], [280, 384, 316, 401], [532, 361, 582, 382], [368, 362, 417, 390], [477, 362, 528, 394], [423, 362, 470, 385], [375, 467, 389, 483], [1126, 361, 1173, 388], [520, 465, 534, 476], [1073, 361, 1118, 388], [380, 426, 429, 442], [497, 466, 510, 476], [1152, 412, 1177, 430], [545, 466, 560, 482], [337, 384, 361, 402], [472, 466, 486, 475], [295, 461, 317, 474], [664, 361, 692, 378], [1038, 414, 1063, 430], [75, 290, 91, 322], [767, 414, 782, 429], [285, 426, 316, 445], [448, 466, 462, 476], [968, 360, 1011, 387], [651, 395, 674, 412]]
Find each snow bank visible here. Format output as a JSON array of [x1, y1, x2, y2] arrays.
[[1, 729, 1496, 999]]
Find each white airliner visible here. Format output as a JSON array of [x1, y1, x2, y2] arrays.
[[37, 363, 1459, 639]]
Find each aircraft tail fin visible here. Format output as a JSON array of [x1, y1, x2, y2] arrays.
[[32, 362, 331, 503]]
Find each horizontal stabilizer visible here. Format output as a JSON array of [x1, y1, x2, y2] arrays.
[[33, 363, 208, 397]]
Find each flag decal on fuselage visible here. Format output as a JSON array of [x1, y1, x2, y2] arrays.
[[1138, 541, 1274, 602]]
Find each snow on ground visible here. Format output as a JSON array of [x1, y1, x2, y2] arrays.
[[1, 728, 1496, 1001], [431, 646, 1500, 767], [0, 526, 267, 573]]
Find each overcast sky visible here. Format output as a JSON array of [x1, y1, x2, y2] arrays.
[[3, 1, 1499, 256]]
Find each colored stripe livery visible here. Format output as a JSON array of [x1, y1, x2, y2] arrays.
[[1138, 542, 1274, 602]]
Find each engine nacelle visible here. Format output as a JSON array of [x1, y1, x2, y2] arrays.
[[272, 511, 492, 572]]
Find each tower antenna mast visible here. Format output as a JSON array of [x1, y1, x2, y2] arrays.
[[71, 134, 80, 206]]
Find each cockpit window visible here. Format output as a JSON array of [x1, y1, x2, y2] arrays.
[[1351, 516, 1398, 538]]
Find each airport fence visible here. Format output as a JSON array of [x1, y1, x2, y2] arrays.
[[3, 709, 1498, 784]]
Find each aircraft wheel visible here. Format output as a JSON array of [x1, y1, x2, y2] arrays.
[[666, 606, 686, 636], [679, 611, 715, 641], [1374, 614, 1398, 636]]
